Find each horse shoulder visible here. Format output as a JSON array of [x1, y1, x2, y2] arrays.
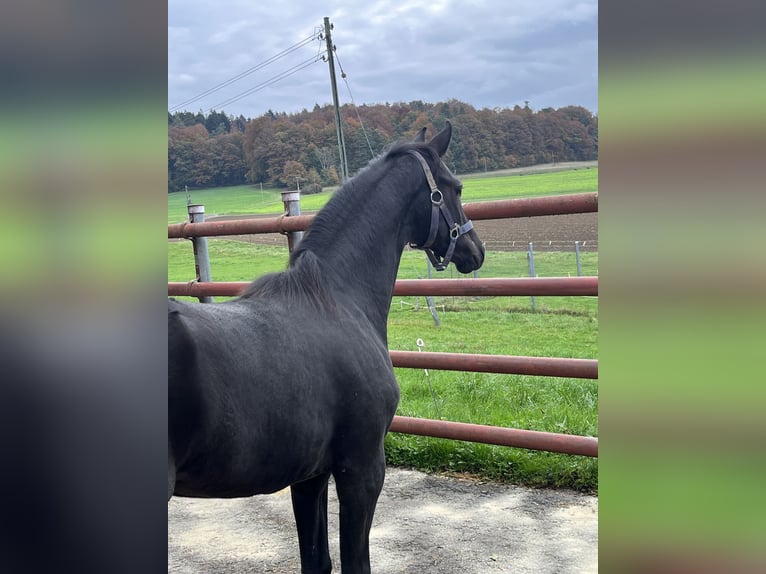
[[325, 317, 400, 413]]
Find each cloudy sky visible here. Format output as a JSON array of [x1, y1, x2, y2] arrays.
[[168, 0, 597, 119]]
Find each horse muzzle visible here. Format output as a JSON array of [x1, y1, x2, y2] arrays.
[[450, 230, 485, 274]]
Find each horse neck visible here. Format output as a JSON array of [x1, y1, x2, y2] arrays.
[[293, 165, 416, 340]]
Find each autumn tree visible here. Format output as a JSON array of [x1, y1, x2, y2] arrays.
[[308, 143, 336, 172], [205, 109, 231, 135], [303, 167, 323, 195], [168, 123, 212, 191], [281, 160, 308, 189], [170, 101, 597, 193], [322, 165, 340, 187]]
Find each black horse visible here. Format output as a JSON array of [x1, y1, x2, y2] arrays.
[[168, 121, 484, 573]]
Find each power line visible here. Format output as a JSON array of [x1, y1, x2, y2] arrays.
[[170, 31, 320, 112], [170, 32, 318, 111], [209, 51, 326, 112], [334, 49, 376, 159]]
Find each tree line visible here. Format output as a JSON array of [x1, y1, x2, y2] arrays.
[[168, 100, 597, 193]]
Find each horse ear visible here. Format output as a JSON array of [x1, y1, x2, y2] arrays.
[[429, 120, 452, 157], [413, 127, 427, 142]]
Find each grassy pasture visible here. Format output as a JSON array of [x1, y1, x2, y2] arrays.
[[459, 166, 597, 202], [168, 166, 598, 490], [168, 184, 284, 224], [169, 166, 598, 223]]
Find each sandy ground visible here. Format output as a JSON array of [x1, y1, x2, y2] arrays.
[[169, 467, 597, 573]]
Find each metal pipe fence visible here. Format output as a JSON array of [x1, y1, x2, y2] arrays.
[[168, 276, 598, 298], [168, 192, 599, 456], [168, 192, 598, 239], [389, 416, 598, 457]]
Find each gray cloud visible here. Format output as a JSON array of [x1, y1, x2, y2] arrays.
[[168, 0, 597, 117]]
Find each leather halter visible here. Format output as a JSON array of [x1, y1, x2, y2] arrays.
[[407, 150, 474, 271]]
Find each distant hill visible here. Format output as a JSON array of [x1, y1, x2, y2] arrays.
[[168, 99, 597, 193]]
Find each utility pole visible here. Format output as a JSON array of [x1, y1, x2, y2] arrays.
[[323, 17, 349, 182]]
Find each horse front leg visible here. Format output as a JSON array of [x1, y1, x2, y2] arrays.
[[333, 448, 386, 574], [290, 473, 332, 574]]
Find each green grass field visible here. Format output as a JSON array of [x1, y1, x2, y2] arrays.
[[169, 166, 598, 223], [168, 166, 598, 490]]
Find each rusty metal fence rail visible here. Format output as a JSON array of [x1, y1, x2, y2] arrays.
[[168, 276, 598, 299], [168, 192, 597, 239], [168, 192, 599, 457]]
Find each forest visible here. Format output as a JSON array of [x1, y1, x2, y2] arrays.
[[168, 100, 598, 193]]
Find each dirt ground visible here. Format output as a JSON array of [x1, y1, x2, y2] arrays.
[[472, 213, 597, 252], [169, 467, 597, 573], [209, 212, 598, 254]]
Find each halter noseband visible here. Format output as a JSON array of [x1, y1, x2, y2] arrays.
[[407, 150, 474, 271]]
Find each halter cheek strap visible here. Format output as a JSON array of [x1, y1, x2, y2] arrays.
[[407, 150, 474, 271]]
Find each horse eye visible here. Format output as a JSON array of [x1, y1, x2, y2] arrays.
[[456, 187, 463, 197]]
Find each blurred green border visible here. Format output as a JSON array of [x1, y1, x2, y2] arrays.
[[601, 51, 766, 138], [600, 47, 766, 568]]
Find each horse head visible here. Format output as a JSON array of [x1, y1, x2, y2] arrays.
[[407, 121, 485, 274]]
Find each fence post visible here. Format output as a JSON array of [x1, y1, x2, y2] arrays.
[[425, 258, 441, 326], [281, 190, 304, 253], [575, 241, 582, 276], [187, 204, 214, 303], [527, 242, 536, 311]]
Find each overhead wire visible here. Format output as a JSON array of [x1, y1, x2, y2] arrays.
[[170, 31, 320, 112], [209, 51, 326, 112], [334, 49, 376, 159]]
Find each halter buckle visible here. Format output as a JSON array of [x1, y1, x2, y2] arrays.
[[430, 190, 443, 205]]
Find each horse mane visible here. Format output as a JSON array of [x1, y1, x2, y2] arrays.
[[238, 137, 441, 311], [237, 250, 335, 311], [291, 139, 441, 256]]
